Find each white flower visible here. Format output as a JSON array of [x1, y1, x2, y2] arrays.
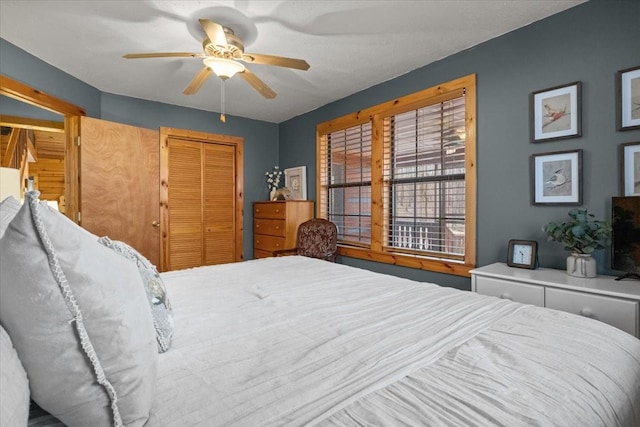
[[265, 166, 283, 192]]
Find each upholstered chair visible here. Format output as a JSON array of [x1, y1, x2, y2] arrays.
[[273, 218, 338, 262]]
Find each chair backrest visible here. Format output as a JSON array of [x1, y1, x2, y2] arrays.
[[295, 218, 338, 262]]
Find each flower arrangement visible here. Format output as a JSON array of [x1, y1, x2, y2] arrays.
[[543, 208, 612, 254], [265, 166, 283, 193]]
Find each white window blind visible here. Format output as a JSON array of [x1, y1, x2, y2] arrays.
[[324, 123, 372, 246], [384, 94, 466, 258]]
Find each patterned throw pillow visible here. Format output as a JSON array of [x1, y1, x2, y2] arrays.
[[98, 237, 174, 353]]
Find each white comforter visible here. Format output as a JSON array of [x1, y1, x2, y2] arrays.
[[151, 256, 640, 426]]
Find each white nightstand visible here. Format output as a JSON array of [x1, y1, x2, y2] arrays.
[[470, 263, 640, 338]]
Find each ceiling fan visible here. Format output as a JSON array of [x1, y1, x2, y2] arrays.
[[124, 19, 310, 120]]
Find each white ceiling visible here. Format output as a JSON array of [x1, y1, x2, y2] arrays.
[[0, 0, 585, 123]]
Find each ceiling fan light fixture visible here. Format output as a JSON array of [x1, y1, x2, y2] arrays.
[[203, 57, 245, 79]]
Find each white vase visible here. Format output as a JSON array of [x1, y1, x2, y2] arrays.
[[269, 189, 276, 201], [566, 253, 596, 278]]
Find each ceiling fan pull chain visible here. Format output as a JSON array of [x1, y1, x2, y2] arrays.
[[220, 78, 226, 123]]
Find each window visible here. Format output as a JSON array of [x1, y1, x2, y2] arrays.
[[317, 74, 476, 276], [325, 123, 372, 246]]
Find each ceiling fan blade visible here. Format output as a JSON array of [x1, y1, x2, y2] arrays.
[[239, 69, 276, 99], [199, 19, 228, 47], [123, 52, 202, 59], [183, 67, 214, 95], [241, 53, 310, 71]]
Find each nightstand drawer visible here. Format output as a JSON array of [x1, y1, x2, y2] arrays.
[[546, 288, 639, 337], [254, 234, 285, 252], [254, 203, 286, 219], [254, 219, 286, 237], [475, 276, 544, 306]]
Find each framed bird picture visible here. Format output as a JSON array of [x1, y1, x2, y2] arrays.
[[616, 66, 640, 131], [620, 142, 640, 196], [530, 81, 582, 143], [531, 149, 582, 205]]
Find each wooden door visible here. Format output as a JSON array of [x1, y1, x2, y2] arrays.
[[79, 116, 160, 266], [160, 127, 243, 272]]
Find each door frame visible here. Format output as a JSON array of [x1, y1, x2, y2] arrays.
[[1, 74, 85, 222], [159, 127, 244, 270]]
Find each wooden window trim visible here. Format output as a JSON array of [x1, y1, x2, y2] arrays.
[[317, 74, 476, 277]]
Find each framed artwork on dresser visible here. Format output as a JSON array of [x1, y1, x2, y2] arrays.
[[284, 166, 307, 200]]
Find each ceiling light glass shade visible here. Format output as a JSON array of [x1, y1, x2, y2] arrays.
[[203, 58, 245, 79]]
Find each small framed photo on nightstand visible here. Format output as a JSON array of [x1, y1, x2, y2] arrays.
[[507, 240, 538, 269]]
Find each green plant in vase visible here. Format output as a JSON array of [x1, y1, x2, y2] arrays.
[[543, 208, 612, 277]]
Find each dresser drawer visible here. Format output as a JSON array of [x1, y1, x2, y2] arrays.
[[254, 203, 286, 219], [546, 288, 639, 337], [254, 219, 286, 237], [475, 276, 544, 306], [254, 249, 274, 259], [254, 234, 286, 253]]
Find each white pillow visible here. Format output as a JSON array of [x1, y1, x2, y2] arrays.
[[0, 325, 29, 427], [0, 192, 158, 426]]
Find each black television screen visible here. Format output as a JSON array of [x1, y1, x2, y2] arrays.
[[612, 196, 640, 277]]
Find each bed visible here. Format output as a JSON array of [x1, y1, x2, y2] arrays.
[[1, 194, 640, 426]]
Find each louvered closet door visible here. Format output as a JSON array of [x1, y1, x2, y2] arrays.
[[167, 138, 236, 270], [167, 138, 203, 270], [203, 143, 236, 265]]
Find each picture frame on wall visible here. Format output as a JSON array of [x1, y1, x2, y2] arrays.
[[531, 149, 582, 205], [620, 142, 640, 196], [530, 81, 582, 143], [616, 65, 640, 131], [284, 166, 307, 200]]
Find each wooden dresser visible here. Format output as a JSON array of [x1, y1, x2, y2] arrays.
[[253, 201, 314, 259]]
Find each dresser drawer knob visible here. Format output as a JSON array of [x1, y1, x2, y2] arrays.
[[500, 292, 512, 300], [256, 224, 260, 229], [579, 307, 594, 318]]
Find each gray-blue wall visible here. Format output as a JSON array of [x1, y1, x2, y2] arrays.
[[0, 38, 102, 119], [2, 1, 639, 289], [279, 0, 640, 289]]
